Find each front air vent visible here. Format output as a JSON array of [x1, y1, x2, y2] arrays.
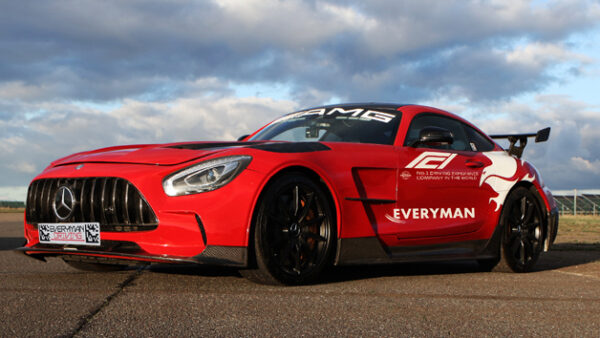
[[26, 177, 158, 232]]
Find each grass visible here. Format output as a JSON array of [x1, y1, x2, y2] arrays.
[[553, 215, 600, 250], [0, 207, 25, 213]]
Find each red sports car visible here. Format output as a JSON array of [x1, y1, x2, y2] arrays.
[[20, 103, 559, 284]]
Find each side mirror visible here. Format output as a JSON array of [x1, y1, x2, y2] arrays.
[[411, 127, 454, 147], [237, 134, 250, 142]]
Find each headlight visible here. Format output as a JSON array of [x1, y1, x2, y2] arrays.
[[163, 155, 252, 196]]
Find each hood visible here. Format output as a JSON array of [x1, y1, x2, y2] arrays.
[[51, 142, 260, 166]]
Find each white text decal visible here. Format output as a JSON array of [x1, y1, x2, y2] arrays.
[[385, 207, 475, 223]]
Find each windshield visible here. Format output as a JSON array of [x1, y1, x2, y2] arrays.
[[249, 107, 402, 145]]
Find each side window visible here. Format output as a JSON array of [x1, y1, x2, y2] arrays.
[[464, 125, 495, 152], [404, 114, 470, 151]]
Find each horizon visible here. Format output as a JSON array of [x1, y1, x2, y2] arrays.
[[1, 1, 600, 201]]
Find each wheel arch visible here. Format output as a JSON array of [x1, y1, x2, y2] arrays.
[[499, 180, 551, 250], [244, 165, 340, 267]]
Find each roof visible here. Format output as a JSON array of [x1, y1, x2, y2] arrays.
[[295, 103, 410, 112]]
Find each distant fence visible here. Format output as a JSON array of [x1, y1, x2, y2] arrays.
[[0, 201, 25, 208], [553, 190, 600, 216], [2, 192, 598, 215]]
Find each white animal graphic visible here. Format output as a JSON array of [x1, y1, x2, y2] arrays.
[[479, 152, 521, 212]]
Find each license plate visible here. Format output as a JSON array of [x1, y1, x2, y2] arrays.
[[38, 223, 101, 246]]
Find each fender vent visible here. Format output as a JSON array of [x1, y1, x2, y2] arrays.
[[26, 177, 158, 232]]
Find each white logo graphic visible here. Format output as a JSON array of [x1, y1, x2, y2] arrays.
[[385, 207, 475, 224], [405, 152, 457, 169], [479, 151, 536, 212], [278, 107, 397, 124], [400, 171, 412, 180]]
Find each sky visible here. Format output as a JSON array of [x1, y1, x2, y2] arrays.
[[1, 0, 599, 201]]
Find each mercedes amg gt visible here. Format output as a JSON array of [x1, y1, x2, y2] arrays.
[[20, 103, 559, 284]]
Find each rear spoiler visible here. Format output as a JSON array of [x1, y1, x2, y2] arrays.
[[489, 127, 550, 159]]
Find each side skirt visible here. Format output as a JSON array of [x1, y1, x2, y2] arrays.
[[335, 226, 502, 266]]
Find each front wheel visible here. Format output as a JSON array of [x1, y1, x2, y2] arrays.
[[495, 187, 544, 272], [240, 174, 336, 285]]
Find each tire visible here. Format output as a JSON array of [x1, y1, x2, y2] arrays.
[[240, 173, 336, 285], [62, 259, 128, 272], [494, 186, 544, 273]]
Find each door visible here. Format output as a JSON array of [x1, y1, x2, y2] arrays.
[[389, 113, 493, 240]]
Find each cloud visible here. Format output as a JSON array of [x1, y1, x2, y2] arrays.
[[5, 162, 37, 174], [0, 93, 296, 187], [505, 42, 593, 69], [0, 0, 598, 105], [3, 91, 598, 192], [1, 1, 600, 197], [465, 94, 600, 189], [571, 157, 600, 175], [0, 186, 28, 201]]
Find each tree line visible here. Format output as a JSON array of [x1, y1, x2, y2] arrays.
[[0, 201, 25, 208]]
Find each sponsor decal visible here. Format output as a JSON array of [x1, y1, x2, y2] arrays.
[[400, 170, 412, 180], [38, 223, 100, 246], [85, 223, 100, 244], [404, 152, 479, 182], [282, 107, 397, 124], [412, 170, 479, 182], [479, 152, 537, 212], [385, 207, 475, 224], [405, 151, 457, 169]]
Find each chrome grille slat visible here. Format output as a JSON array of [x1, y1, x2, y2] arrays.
[[132, 189, 141, 224], [89, 178, 97, 221], [123, 183, 130, 225], [138, 193, 143, 224], [36, 180, 42, 220], [41, 180, 50, 220], [111, 178, 119, 225], [25, 177, 158, 232], [100, 178, 108, 225], [79, 179, 86, 221]]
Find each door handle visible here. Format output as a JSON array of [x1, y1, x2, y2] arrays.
[[465, 160, 484, 168]]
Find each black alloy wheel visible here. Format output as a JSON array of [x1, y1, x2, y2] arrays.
[[241, 173, 335, 285], [495, 186, 544, 272]]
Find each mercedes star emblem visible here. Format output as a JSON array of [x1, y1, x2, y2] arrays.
[[53, 186, 76, 220]]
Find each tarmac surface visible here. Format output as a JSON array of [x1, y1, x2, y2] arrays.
[[1, 213, 599, 337]]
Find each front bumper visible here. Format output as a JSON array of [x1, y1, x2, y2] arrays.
[[17, 243, 247, 267], [21, 161, 265, 267]]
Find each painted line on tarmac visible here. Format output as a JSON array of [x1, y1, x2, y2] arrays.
[[555, 270, 600, 281]]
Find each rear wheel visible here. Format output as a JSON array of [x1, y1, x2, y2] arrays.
[[494, 187, 544, 272], [241, 173, 335, 285]]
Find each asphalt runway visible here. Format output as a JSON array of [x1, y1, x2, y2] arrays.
[[1, 213, 599, 337]]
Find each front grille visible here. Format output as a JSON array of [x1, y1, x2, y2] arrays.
[[26, 177, 158, 232]]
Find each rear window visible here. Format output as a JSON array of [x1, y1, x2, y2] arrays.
[[465, 125, 495, 152]]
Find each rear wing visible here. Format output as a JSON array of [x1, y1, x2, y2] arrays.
[[489, 127, 550, 159]]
